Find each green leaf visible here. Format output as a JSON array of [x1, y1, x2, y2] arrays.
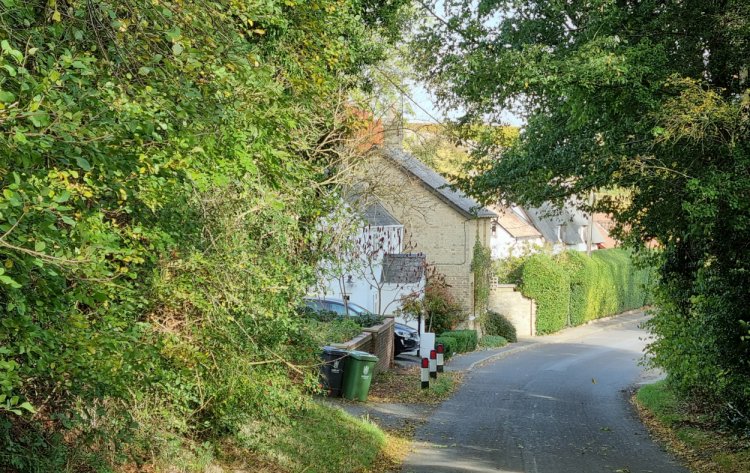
[[34, 241, 46, 252], [0, 275, 22, 289], [28, 111, 49, 128], [0, 91, 15, 103], [61, 216, 76, 226], [172, 42, 184, 56], [54, 190, 71, 203], [13, 131, 27, 144], [18, 401, 36, 413], [75, 157, 91, 171]]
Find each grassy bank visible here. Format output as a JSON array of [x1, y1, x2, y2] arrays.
[[635, 381, 750, 473], [130, 402, 390, 473]]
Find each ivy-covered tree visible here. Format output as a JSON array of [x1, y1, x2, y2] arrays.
[[413, 0, 750, 424], [0, 0, 411, 468]]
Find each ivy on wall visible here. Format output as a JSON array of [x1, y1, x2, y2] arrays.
[[471, 236, 492, 318]]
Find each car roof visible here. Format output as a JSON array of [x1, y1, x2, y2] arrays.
[[304, 297, 368, 311]]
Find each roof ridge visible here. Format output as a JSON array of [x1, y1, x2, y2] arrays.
[[381, 147, 496, 219]]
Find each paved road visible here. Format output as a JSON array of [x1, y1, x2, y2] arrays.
[[402, 314, 687, 473]]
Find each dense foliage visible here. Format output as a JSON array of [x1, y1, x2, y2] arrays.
[[0, 0, 410, 469], [520, 253, 570, 334], [434, 335, 457, 358], [413, 0, 750, 423], [480, 310, 517, 343], [517, 250, 651, 334]]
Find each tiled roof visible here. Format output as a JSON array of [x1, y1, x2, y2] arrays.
[[525, 202, 604, 246], [488, 205, 542, 239], [382, 148, 496, 219]]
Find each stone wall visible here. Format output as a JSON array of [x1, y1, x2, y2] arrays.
[[331, 317, 394, 373], [488, 284, 537, 337]]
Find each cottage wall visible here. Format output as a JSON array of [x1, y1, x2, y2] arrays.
[[367, 154, 492, 316]]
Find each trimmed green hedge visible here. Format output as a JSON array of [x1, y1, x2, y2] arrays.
[[520, 253, 571, 334], [517, 249, 652, 335], [435, 336, 458, 359], [439, 330, 478, 353]]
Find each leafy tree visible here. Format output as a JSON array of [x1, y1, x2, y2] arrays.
[[412, 0, 750, 423], [0, 0, 411, 468]]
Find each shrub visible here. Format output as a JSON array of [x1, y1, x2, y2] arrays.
[[440, 330, 478, 353], [400, 267, 466, 334], [478, 335, 507, 348], [520, 253, 571, 334], [435, 336, 458, 359], [481, 311, 517, 342]]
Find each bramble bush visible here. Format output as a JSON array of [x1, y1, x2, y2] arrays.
[[478, 335, 507, 348], [435, 336, 457, 359], [0, 0, 411, 470]]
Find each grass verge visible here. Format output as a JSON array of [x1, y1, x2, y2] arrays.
[[634, 381, 750, 473]]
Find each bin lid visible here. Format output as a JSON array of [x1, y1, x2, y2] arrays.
[[322, 346, 350, 356], [348, 350, 379, 362]]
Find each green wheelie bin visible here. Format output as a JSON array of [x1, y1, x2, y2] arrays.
[[341, 350, 379, 401]]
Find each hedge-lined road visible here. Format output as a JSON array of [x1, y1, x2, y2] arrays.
[[402, 313, 688, 473]]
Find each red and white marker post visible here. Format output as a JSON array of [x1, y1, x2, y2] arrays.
[[436, 343, 445, 373], [420, 357, 429, 389], [429, 349, 437, 379]]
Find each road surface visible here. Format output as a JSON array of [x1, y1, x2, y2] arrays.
[[401, 314, 687, 473]]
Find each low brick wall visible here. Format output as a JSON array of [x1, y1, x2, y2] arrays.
[[488, 284, 537, 337], [331, 317, 394, 373]]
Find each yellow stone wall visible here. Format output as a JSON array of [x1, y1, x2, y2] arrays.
[[365, 153, 493, 316]]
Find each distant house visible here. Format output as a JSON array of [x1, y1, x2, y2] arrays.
[[593, 213, 619, 249], [488, 205, 544, 259], [524, 201, 605, 253], [361, 147, 496, 318]]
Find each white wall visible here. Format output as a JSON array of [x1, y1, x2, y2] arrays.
[[311, 224, 424, 316], [490, 227, 545, 260]]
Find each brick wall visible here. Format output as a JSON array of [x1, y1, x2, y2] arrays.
[[331, 317, 394, 373]]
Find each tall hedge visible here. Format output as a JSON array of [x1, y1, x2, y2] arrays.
[[517, 249, 652, 335], [520, 253, 570, 334]]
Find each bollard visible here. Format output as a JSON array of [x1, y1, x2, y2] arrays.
[[429, 349, 437, 379], [420, 358, 429, 389], [436, 343, 445, 373]]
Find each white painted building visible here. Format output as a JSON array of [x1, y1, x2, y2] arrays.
[[311, 201, 425, 316], [489, 205, 545, 259]]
